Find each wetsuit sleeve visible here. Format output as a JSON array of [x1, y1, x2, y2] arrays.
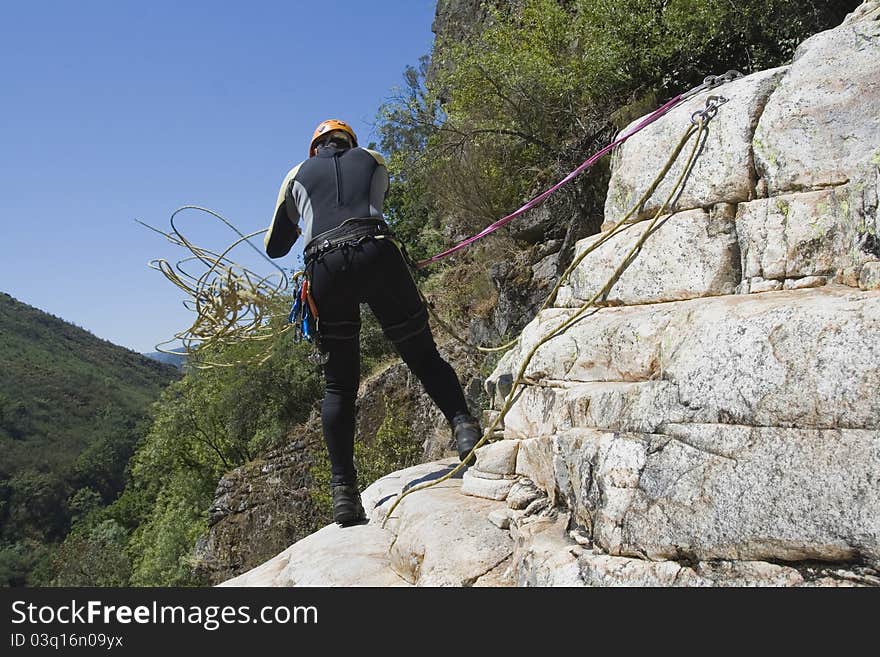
[[365, 149, 389, 212], [264, 163, 303, 258]]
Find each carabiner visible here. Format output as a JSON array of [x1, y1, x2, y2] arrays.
[[288, 294, 301, 325], [681, 70, 743, 101], [301, 303, 311, 341], [691, 94, 728, 125]]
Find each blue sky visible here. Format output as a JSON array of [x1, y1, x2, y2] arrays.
[[0, 0, 436, 353]]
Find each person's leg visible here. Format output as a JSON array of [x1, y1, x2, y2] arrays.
[[321, 338, 360, 486], [362, 239, 472, 425], [307, 251, 361, 487], [395, 328, 469, 425]]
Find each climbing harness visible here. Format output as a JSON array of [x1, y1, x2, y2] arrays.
[[290, 218, 401, 366], [303, 217, 392, 265], [382, 94, 726, 527]]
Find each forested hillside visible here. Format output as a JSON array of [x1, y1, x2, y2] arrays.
[[0, 292, 179, 585]]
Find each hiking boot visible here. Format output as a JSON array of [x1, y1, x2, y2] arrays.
[[332, 484, 366, 527], [452, 412, 482, 464]]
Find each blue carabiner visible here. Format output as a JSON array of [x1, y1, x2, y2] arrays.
[[302, 303, 312, 341], [288, 295, 301, 325]]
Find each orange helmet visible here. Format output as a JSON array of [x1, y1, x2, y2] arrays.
[[309, 119, 358, 157]]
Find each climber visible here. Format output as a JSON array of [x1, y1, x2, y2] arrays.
[[264, 119, 483, 526]]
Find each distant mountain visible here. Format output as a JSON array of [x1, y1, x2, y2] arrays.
[[143, 349, 187, 370], [0, 291, 180, 585]]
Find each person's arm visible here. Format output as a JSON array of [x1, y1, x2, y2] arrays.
[[365, 149, 389, 215], [264, 164, 303, 258]]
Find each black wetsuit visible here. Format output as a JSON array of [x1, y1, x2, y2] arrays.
[[265, 144, 469, 486]]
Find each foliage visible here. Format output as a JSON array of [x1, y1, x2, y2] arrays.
[[0, 292, 179, 585], [126, 471, 212, 586], [0, 540, 55, 587], [116, 298, 325, 585], [376, 56, 448, 262], [309, 394, 424, 519], [51, 517, 131, 587], [359, 306, 398, 374], [357, 395, 424, 489]]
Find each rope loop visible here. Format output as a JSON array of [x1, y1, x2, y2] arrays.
[[138, 206, 295, 369]]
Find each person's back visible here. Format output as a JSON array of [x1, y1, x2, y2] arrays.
[[265, 119, 482, 526], [265, 126, 389, 259]]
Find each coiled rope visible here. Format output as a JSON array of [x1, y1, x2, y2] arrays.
[[137, 205, 294, 369]]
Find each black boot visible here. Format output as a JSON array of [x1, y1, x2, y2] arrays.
[[452, 412, 482, 464], [332, 484, 366, 527]]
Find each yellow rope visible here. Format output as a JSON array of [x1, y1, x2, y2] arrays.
[[381, 117, 709, 528], [137, 205, 299, 369]]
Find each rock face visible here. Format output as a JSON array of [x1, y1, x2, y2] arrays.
[[486, 2, 880, 584], [605, 67, 788, 227], [223, 4, 880, 587], [753, 5, 880, 195], [194, 438, 322, 585], [736, 183, 878, 286], [558, 206, 741, 307], [508, 426, 880, 565], [431, 0, 495, 60]]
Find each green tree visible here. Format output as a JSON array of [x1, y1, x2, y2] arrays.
[[127, 472, 212, 586], [379, 0, 860, 253], [51, 519, 131, 587], [119, 301, 326, 585]]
